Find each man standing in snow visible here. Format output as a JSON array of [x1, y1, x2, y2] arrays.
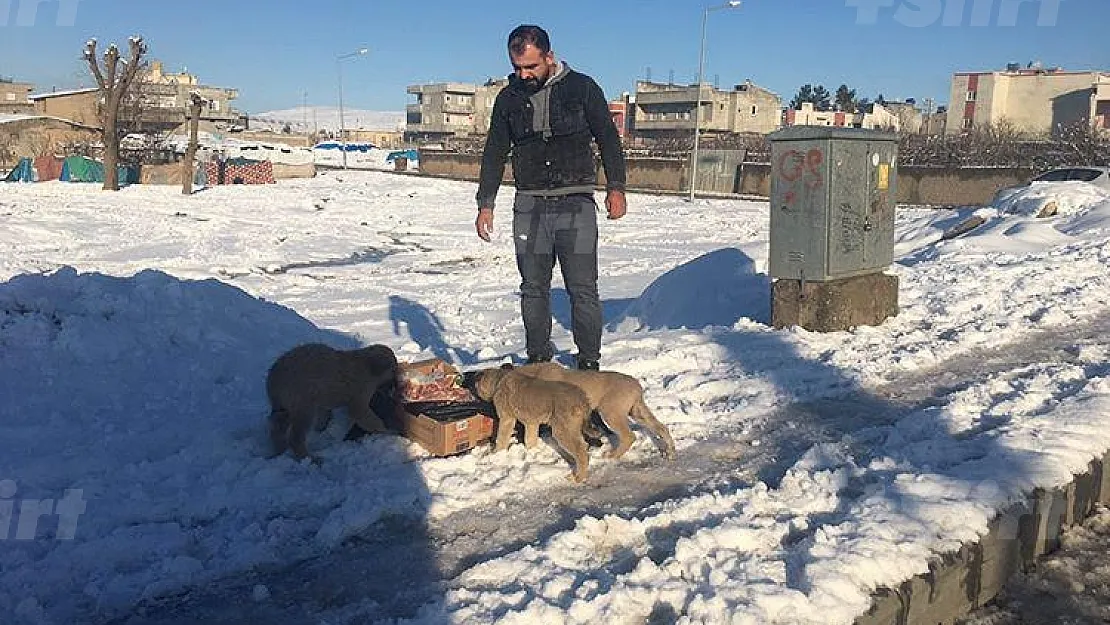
[[474, 24, 627, 371]]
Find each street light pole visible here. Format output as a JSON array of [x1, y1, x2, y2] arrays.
[[689, 1, 741, 202], [337, 47, 368, 169]]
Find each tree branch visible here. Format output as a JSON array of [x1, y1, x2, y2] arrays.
[[104, 44, 120, 94], [119, 36, 147, 92], [84, 39, 108, 92]]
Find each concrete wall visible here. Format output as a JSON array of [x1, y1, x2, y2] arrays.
[[738, 162, 1032, 206], [417, 150, 1034, 206], [236, 131, 312, 148]]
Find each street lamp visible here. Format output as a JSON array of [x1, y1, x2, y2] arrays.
[[689, 0, 741, 202], [337, 47, 369, 169]]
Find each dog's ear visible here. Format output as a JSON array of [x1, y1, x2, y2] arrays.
[[362, 345, 398, 375]]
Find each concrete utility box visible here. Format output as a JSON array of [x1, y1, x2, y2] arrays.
[[768, 127, 898, 281], [767, 127, 900, 331]]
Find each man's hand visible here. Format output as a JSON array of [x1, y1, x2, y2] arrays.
[[605, 190, 627, 220], [476, 207, 494, 242]]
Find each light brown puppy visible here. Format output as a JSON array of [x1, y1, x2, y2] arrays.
[[509, 362, 676, 461], [266, 343, 397, 462], [473, 368, 593, 482]]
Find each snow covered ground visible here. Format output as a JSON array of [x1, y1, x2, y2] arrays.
[[1, 174, 1109, 624]]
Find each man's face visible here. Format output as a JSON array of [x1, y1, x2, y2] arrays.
[[510, 43, 556, 90]]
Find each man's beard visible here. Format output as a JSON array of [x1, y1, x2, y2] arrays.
[[522, 76, 544, 93]]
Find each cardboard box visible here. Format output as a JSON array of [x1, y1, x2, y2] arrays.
[[393, 400, 495, 456], [383, 358, 497, 456]]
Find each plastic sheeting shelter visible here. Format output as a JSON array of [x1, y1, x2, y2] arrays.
[[59, 156, 104, 182], [386, 149, 418, 163], [204, 158, 275, 185], [3, 157, 35, 182], [59, 156, 138, 185], [34, 155, 64, 181]]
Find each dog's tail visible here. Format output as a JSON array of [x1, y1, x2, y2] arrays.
[[630, 397, 677, 460]]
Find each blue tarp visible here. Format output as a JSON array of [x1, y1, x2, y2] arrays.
[[3, 157, 35, 182], [313, 142, 380, 152], [386, 149, 418, 163]]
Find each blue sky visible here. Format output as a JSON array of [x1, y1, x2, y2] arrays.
[[1, 0, 1106, 114]]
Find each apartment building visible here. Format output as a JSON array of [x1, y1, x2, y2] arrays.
[[784, 101, 903, 131], [632, 79, 782, 138], [947, 65, 1110, 135], [405, 79, 508, 141]]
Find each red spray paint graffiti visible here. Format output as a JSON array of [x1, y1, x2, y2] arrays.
[[777, 147, 825, 194]]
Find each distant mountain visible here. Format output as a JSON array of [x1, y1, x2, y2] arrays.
[[249, 107, 404, 133]]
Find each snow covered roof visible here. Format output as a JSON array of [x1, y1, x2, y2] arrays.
[[0, 113, 38, 124], [28, 87, 100, 100], [0, 113, 101, 130]]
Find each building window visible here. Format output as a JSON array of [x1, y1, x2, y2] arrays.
[[683, 112, 691, 120], [962, 117, 974, 129], [209, 100, 221, 112], [751, 105, 758, 115], [965, 91, 977, 102]]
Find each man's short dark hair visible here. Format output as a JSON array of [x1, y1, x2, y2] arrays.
[[508, 24, 550, 55]]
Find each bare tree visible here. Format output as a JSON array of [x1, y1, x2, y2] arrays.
[[182, 91, 204, 195], [84, 35, 147, 191], [0, 132, 14, 171]]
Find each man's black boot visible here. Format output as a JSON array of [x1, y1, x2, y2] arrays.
[[576, 357, 599, 371]]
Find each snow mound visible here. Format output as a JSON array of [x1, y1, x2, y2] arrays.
[[0, 267, 430, 620], [610, 248, 770, 332], [993, 181, 1110, 218]]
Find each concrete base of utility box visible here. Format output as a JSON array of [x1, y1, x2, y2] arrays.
[[771, 273, 899, 332]]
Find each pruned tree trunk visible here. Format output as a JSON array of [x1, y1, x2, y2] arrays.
[[182, 92, 204, 195], [84, 36, 147, 191]]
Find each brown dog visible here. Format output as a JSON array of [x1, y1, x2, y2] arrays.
[[507, 362, 676, 461], [473, 367, 593, 482], [266, 343, 397, 462]]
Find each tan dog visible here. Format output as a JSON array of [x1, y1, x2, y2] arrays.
[[473, 368, 592, 482], [266, 343, 397, 462], [508, 362, 676, 461]]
